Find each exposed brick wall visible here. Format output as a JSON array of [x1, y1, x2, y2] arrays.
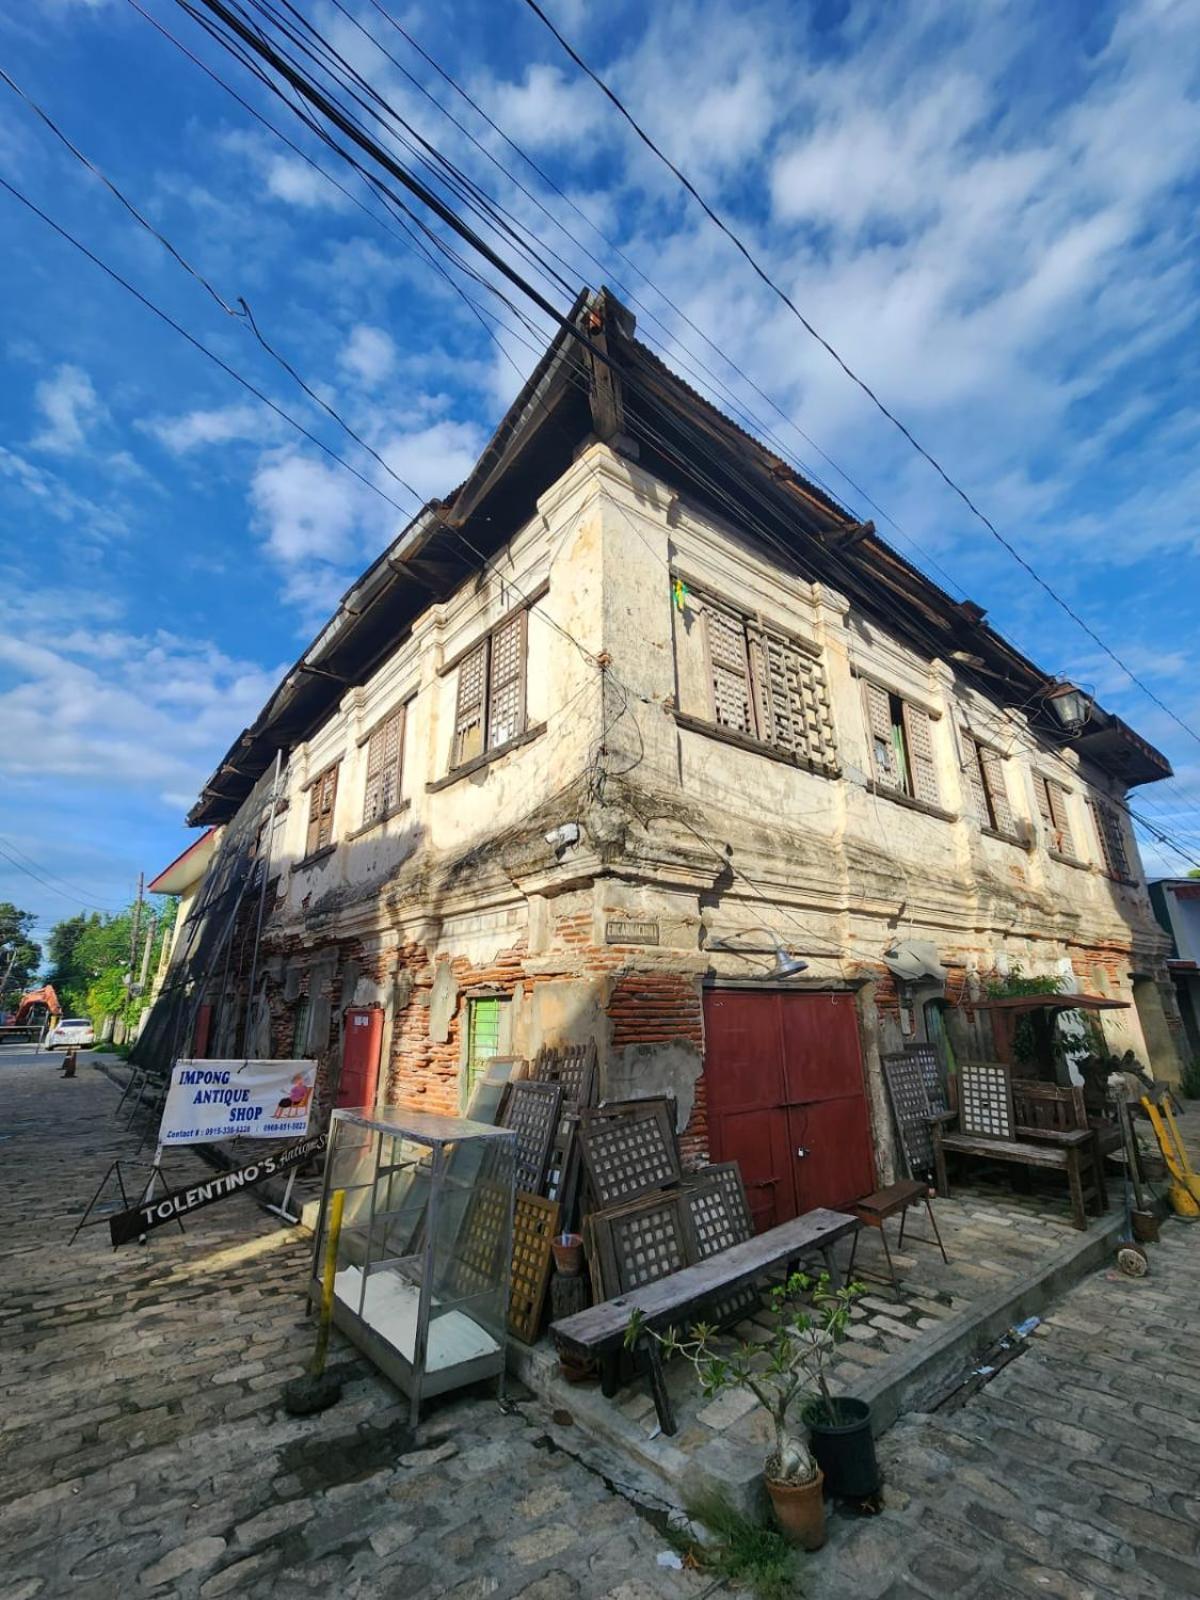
[[606, 969, 708, 1166]]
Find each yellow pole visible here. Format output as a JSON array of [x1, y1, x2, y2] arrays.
[[312, 1187, 346, 1376]]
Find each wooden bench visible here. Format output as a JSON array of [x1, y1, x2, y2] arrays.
[[933, 1126, 1099, 1230], [550, 1207, 858, 1434]]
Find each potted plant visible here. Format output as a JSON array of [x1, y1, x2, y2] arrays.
[[625, 1271, 868, 1549]]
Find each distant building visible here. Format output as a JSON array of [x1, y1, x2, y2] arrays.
[[1148, 878, 1200, 1064], [138, 289, 1186, 1211]]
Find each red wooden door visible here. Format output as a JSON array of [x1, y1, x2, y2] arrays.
[[338, 1006, 383, 1110], [703, 990, 875, 1229], [192, 1003, 212, 1059]]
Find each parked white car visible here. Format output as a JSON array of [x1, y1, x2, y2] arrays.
[[46, 1017, 95, 1049]]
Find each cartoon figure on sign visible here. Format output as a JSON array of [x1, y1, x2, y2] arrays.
[[275, 1070, 314, 1119]]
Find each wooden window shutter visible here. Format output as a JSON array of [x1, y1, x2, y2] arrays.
[[1090, 800, 1130, 879], [704, 603, 754, 735], [979, 745, 1014, 834], [1046, 779, 1075, 858], [363, 707, 404, 826], [864, 681, 901, 789], [964, 739, 991, 827], [902, 702, 940, 805], [487, 609, 527, 749], [307, 765, 338, 855], [452, 641, 487, 766]]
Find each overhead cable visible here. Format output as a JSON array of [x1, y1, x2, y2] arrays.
[[518, 0, 1200, 752]]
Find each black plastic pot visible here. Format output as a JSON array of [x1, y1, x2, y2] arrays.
[[803, 1398, 880, 1499]]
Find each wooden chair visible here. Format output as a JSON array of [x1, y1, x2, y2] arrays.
[[1011, 1079, 1107, 1214]]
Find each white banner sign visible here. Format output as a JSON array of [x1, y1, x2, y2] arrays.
[[158, 1059, 318, 1146]]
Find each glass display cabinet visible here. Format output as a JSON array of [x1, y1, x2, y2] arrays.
[[312, 1109, 516, 1423]]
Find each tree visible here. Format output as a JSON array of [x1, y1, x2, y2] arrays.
[[0, 903, 40, 1008], [1189, 869, 1200, 880], [45, 900, 174, 1027]]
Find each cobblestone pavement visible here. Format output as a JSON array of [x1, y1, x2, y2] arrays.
[[4, 1044, 1197, 1600], [808, 1215, 1200, 1599], [0, 1048, 714, 1600]]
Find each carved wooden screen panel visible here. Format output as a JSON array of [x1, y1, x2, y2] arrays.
[[590, 1191, 695, 1297], [500, 1080, 563, 1195], [683, 1164, 754, 1257], [448, 1177, 509, 1300], [904, 1043, 947, 1114], [532, 1041, 598, 1111], [883, 1052, 935, 1178], [509, 1192, 559, 1344], [958, 1060, 1015, 1140], [579, 1098, 681, 1210]]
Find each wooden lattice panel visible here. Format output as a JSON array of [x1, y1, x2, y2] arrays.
[[883, 1052, 935, 1178], [579, 1099, 681, 1210], [501, 1080, 563, 1194], [509, 1191, 559, 1344], [448, 1177, 510, 1300], [958, 1060, 1015, 1141], [591, 1191, 695, 1295], [905, 1043, 947, 1113], [532, 1041, 598, 1111], [683, 1167, 753, 1259]]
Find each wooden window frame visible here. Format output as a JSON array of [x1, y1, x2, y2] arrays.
[[449, 607, 529, 770], [461, 993, 511, 1109], [964, 734, 1016, 837], [361, 704, 406, 828], [1089, 797, 1133, 882], [863, 681, 941, 808], [304, 761, 340, 858], [690, 586, 837, 772], [1034, 773, 1078, 861]]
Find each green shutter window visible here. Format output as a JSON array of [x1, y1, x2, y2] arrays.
[[465, 997, 504, 1103]]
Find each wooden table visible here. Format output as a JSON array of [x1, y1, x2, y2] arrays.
[[846, 1180, 948, 1292], [551, 1207, 858, 1434]]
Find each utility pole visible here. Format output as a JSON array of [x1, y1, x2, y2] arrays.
[[123, 873, 144, 1042]]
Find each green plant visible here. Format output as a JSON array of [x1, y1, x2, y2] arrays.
[[985, 965, 1080, 1068], [625, 1271, 863, 1485], [677, 1494, 797, 1599], [1181, 1058, 1200, 1099]]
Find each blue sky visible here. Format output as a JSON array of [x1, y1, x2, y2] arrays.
[[1, 0, 1198, 953]]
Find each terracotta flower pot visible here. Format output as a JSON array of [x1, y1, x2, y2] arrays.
[[551, 1233, 584, 1275], [765, 1466, 826, 1550]]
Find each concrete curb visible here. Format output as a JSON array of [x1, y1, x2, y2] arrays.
[[849, 1208, 1126, 1432]]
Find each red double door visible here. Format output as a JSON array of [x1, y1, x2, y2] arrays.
[[703, 989, 875, 1232]]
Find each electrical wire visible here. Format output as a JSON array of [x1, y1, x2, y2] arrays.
[[519, 0, 1200, 754], [0, 176, 415, 519], [20, 8, 1200, 883], [0, 842, 120, 913]]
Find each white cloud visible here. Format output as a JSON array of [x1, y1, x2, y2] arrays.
[[0, 620, 282, 805], [250, 449, 366, 568], [143, 402, 274, 454], [480, 64, 603, 152], [339, 324, 397, 389], [30, 364, 105, 454]]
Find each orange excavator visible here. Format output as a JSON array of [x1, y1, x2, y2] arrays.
[[12, 984, 61, 1031]]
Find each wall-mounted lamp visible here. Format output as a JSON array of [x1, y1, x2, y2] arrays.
[[1044, 682, 1093, 735], [706, 926, 809, 979]]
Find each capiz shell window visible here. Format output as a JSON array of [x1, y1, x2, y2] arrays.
[[451, 609, 529, 768]]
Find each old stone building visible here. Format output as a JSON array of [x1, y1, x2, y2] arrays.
[[139, 289, 1184, 1216]]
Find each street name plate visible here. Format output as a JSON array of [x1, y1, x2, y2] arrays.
[[604, 919, 659, 946]]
